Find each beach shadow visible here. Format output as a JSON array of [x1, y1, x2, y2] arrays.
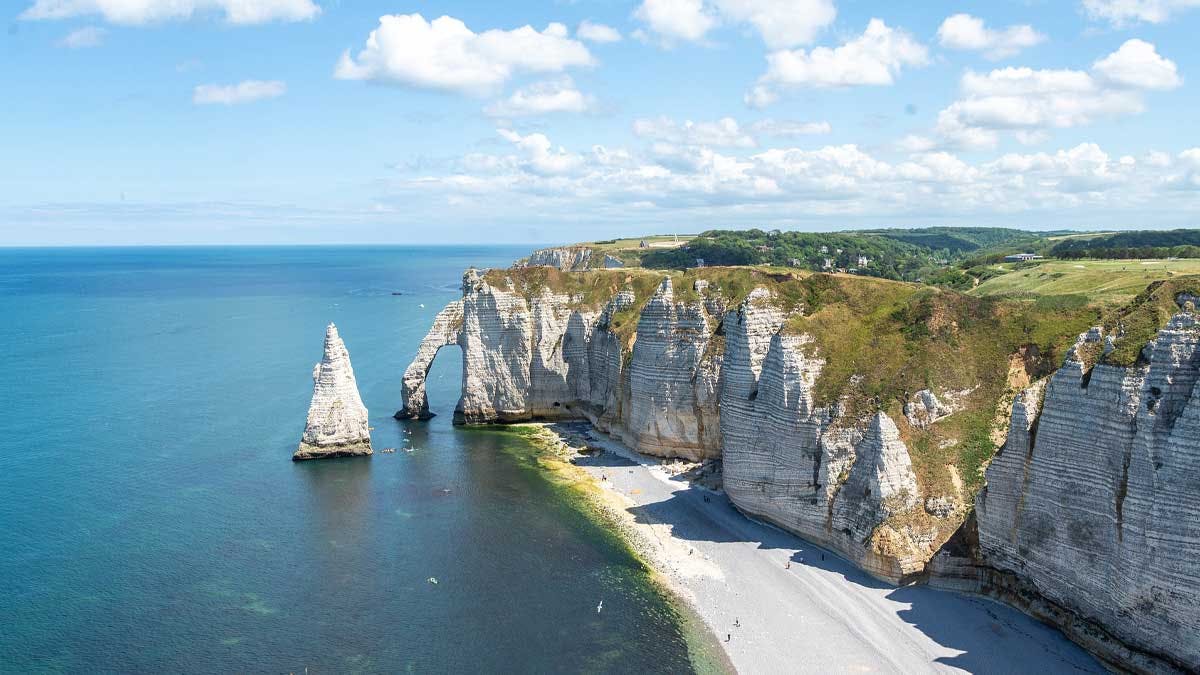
[[624, 487, 1097, 671], [570, 450, 640, 469], [887, 585, 1102, 673], [624, 487, 895, 589], [625, 489, 748, 544], [542, 422, 1101, 672]]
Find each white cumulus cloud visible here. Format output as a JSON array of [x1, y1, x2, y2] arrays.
[[484, 77, 594, 117], [633, 0, 834, 48], [57, 25, 105, 47], [747, 19, 928, 107], [193, 79, 286, 105], [577, 20, 621, 43], [1092, 38, 1181, 89], [633, 0, 717, 45], [711, 0, 835, 49], [633, 116, 757, 148], [496, 128, 585, 176], [388, 128, 1197, 227], [934, 40, 1180, 146], [335, 14, 594, 97], [937, 13, 1045, 60], [748, 119, 832, 137], [1082, 0, 1200, 25], [22, 0, 319, 25]]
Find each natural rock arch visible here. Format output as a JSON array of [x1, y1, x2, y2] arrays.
[[395, 300, 464, 420]]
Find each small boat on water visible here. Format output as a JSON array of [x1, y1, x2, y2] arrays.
[[381, 447, 396, 453]]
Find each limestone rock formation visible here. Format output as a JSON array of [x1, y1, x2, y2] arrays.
[[517, 246, 624, 271], [975, 312, 1200, 672], [402, 265, 1200, 669], [397, 300, 463, 420], [903, 389, 964, 428], [625, 278, 721, 459], [719, 295, 928, 582], [398, 269, 723, 458], [295, 324, 372, 460], [519, 246, 594, 271], [401, 271, 932, 580]]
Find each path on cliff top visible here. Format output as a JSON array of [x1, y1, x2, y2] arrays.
[[569, 425, 1103, 675]]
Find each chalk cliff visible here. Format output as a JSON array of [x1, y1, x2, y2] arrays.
[[399, 270, 723, 459], [401, 265, 1200, 670], [718, 292, 928, 581], [401, 269, 930, 578], [295, 324, 372, 460], [517, 246, 624, 271], [974, 309, 1200, 673]]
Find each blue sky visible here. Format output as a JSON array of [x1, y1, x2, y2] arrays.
[[2, 0, 1199, 245]]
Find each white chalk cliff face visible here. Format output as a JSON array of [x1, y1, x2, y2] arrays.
[[517, 246, 623, 271], [295, 324, 372, 460], [401, 270, 927, 576], [718, 293, 927, 581], [402, 268, 1200, 671], [975, 310, 1200, 673]]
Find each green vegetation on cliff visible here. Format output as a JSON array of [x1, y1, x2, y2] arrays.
[[487, 256, 1198, 507], [621, 227, 1047, 281]]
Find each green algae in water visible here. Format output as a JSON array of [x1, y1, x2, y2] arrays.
[[473, 425, 733, 675]]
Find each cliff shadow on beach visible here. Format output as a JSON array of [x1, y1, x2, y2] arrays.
[[619, 481, 1101, 674]]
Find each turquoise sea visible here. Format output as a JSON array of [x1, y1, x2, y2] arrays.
[[0, 246, 711, 672]]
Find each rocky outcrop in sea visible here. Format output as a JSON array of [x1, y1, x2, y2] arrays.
[[295, 323, 372, 460]]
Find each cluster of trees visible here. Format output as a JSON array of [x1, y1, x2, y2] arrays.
[[863, 227, 1043, 254], [639, 229, 941, 281], [1054, 246, 1200, 259], [630, 227, 1199, 289], [1050, 230, 1200, 259], [638, 228, 1047, 282]]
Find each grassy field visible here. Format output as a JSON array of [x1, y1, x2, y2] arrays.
[[969, 258, 1200, 305], [582, 235, 695, 252]]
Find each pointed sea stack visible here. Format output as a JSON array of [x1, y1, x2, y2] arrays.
[[294, 323, 373, 461]]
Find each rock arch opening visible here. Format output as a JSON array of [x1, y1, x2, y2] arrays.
[[395, 301, 465, 421]]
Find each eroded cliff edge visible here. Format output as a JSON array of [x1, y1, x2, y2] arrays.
[[964, 308, 1200, 673], [401, 265, 1200, 672]]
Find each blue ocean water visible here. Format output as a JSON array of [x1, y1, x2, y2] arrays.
[[0, 246, 709, 673]]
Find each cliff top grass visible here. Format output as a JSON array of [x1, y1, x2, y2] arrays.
[[969, 258, 1200, 305], [582, 235, 695, 252], [1101, 276, 1200, 366], [486, 264, 817, 347]]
